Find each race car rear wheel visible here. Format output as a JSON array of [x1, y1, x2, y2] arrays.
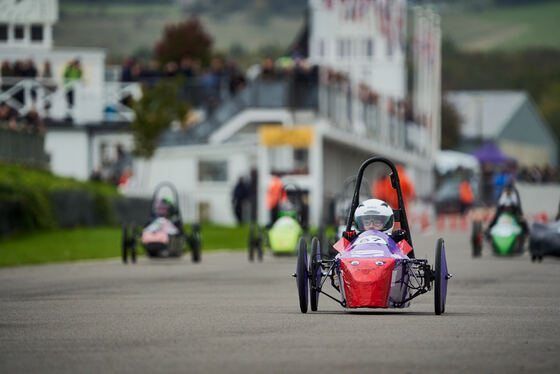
[[256, 229, 264, 262], [471, 222, 483, 258], [248, 223, 256, 262], [310, 237, 321, 312], [191, 224, 202, 263], [434, 238, 450, 315], [121, 225, 128, 264], [130, 225, 138, 264], [296, 237, 309, 313]]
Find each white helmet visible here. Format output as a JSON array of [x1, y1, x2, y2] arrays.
[[498, 188, 518, 208], [354, 198, 394, 234]]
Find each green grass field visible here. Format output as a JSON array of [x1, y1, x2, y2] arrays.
[[0, 224, 250, 267], [442, 2, 560, 51]]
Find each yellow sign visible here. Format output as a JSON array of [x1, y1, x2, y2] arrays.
[[259, 125, 314, 148]]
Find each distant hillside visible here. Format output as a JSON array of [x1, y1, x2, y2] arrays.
[[440, 1, 560, 51], [56, 0, 305, 62], [54, 0, 559, 62]]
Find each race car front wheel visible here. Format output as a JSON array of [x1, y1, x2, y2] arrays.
[[191, 224, 202, 263], [296, 237, 309, 313], [434, 238, 450, 315], [310, 237, 321, 312]]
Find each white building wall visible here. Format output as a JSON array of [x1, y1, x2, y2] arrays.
[[309, 0, 407, 99], [126, 142, 256, 225], [0, 0, 58, 49], [44, 130, 89, 180]]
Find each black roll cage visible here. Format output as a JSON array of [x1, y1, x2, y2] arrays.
[[345, 157, 413, 248], [150, 181, 182, 222]]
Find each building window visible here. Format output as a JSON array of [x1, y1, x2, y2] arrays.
[[31, 24, 43, 42], [0, 24, 7, 41], [198, 160, 228, 182], [14, 25, 25, 40]]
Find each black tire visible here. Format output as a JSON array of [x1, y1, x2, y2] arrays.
[[256, 229, 264, 262], [471, 222, 483, 258], [248, 224, 255, 262], [121, 225, 128, 264], [191, 224, 201, 263], [434, 238, 449, 315], [296, 237, 308, 313], [310, 237, 321, 312], [131, 226, 137, 264]]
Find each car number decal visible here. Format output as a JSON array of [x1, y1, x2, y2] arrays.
[[353, 235, 387, 246]]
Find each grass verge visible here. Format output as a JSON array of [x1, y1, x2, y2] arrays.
[[0, 224, 251, 267]]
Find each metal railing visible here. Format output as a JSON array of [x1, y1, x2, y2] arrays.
[[0, 126, 49, 167], [159, 78, 319, 146], [318, 81, 432, 157]]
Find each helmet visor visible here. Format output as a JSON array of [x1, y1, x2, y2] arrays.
[[356, 213, 392, 232]]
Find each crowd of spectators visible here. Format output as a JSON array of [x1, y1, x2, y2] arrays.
[[120, 57, 247, 112], [258, 56, 318, 82], [1, 59, 57, 133], [516, 165, 560, 183], [0, 103, 44, 134]]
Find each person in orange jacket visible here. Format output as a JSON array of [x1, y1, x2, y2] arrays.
[[266, 173, 286, 226], [459, 177, 475, 216], [371, 165, 416, 210]]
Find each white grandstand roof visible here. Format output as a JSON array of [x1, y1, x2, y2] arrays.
[[446, 91, 527, 140]]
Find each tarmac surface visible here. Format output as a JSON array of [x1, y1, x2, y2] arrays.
[[1, 230, 559, 374]]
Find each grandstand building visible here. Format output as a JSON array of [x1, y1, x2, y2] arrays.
[[132, 0, 442, 226], [1, 0, 442, 226]]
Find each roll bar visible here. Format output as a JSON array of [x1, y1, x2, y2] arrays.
[[344, 157, 413, 247], [151, 181, 181, 217]]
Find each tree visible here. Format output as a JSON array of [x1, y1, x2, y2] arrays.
[[539, 82, 560, 143], [154, 17, 213, 67], [441, 95, 462, 150], [131, 78, 189, 159]]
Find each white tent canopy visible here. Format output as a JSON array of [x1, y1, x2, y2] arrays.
[[435, 150, 479, 174]]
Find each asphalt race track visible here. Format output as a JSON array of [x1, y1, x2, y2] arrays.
[[1, 231, 559, 373]]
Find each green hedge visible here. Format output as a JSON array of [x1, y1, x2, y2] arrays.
[[0, 162, 119, 235]]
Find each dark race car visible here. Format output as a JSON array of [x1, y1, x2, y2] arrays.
[[529, 221, 560, 262]]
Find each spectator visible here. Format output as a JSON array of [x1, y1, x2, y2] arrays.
[[459, 177, 475, 216], [180, 57, 195, 78], [120, 58, 134, 82], [231, 176, 248, 225], [1, 61, 15, 93], [493, 166, 511, 203], [41, 61, 56, 116], [372, 165, 415, 210], [480, 163, 495, 206], [266, 172, 285, 227], [90, 167, 102, 182], [0, 102, 18, 130], [260, 58, 276, 80], [23, 109, 44, 134], [164, 61, 179, 77], [63, 58, 83, 116], [118, 166, 133, 188]]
